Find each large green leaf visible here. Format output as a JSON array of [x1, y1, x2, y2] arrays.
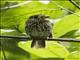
[[18, 41, 69, 60], [53, 11, 80, 37], [1, 1, 72, 30]]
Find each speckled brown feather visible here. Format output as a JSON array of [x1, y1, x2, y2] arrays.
[[25, 14, 52, 48]]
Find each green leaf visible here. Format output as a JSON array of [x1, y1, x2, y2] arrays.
[[53, 11, 80, 37], [18, 41, 69, 60], [1, 1, 64, 30], [65, 51, 80, 60]]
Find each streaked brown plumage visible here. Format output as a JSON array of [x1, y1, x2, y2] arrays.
[[25, 14, 52, 48]]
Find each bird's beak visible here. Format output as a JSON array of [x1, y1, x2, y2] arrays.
[[45, 18, 53, 21], [45, 18, 61, 24]]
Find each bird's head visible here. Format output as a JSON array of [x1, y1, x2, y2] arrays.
[[29, 14, 49, 21]]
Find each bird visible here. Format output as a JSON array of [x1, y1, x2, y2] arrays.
[[25, 14, 53, 48]]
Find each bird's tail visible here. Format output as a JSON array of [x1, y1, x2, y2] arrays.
[[31, 40, 45, 48]]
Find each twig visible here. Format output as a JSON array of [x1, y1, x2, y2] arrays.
[[52, 1, 80, 17], [1, 42, 7, 60], [69, 0, 80, 9], [0, 35, 80, 42], [1, 1, 31, 10]]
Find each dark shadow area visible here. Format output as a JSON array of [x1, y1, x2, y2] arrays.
[[37, 58, 64, 60], [0, 38, 30, 60], [60, 29, 78, 38]]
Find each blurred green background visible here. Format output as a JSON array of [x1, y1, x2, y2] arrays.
[[0, 0, 80, 60]]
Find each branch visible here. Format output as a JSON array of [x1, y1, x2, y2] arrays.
[[0, 35, 80, 42], [1, 1, 31, 10], [1, 42, 7, 60], [52, 1, 80, 17], [69, 0, 80, 9]]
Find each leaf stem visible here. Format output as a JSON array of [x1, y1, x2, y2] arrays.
[[52, 1, 80, 17], [69, 0, 80, 9], [1, 1, 31, 10], [1, 42, 7, 60]]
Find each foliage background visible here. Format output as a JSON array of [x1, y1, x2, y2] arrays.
[[0, 0, 80, 60]]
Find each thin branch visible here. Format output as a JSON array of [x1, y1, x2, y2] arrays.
[[1, 1, 31, 10], [52, 1, 80, 17], [0, 35, 80, 42], [69, 0, 80, 9], [1, 42, 7, 60]]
